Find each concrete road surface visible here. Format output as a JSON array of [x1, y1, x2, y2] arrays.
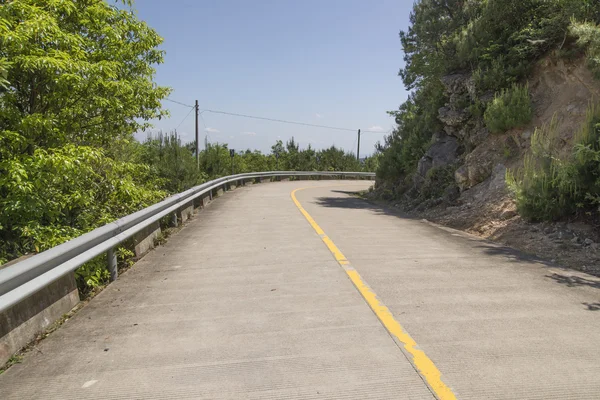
[[1, 181, 599, 399]]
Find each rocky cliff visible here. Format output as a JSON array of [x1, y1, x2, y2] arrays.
[[378, 56, 600, 276]]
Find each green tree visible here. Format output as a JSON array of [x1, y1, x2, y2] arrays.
[[138, 131, 207, 193], [0, 0, 170, 280], [0, 0, 170, 155], [377, 0, 600, 199]]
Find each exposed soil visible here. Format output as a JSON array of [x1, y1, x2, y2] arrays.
[[419, 196, 600, 277], [372, 56, 600, 277], [366, 183, 600, 277]]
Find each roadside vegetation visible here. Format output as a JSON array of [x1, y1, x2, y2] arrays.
[[507, 106, 600, 221], [376, 0, 600, 222], [0, 1, 377, 292], [484, 84, 532, 134]]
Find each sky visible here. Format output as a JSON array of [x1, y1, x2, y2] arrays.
[[132, 0, 412, 157]]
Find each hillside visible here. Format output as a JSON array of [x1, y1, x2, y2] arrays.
[[373, 1, 600, 275]]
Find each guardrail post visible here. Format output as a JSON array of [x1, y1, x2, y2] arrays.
[[171, 212, 178, 227], [107, 247, 118, 282]]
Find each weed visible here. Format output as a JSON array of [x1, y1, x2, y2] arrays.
[[484, 84, 533, 134], [507, 105, 600, 221]]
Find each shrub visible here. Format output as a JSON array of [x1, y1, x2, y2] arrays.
[[507, 105, 600, 221], [571, 20, 600, 79], [139, 132, 208, 193], [0, 145, 167, 278], [420, 165, 457, 201], [484, 84, 533, 133]]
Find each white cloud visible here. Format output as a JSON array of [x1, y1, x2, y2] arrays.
[[241, 131, 256, 136], [315, 113, 323, 119], [204, 127, 219, 133], [367, 125, 384, 132]]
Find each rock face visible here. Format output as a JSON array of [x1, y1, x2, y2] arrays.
[[454, 165, 469, 191], [438, 71, 491, 191], [441, 74, 472, 96], [438, 71, 493, 150], [438, 107, 469, 127], [414, 132, 460, 186]]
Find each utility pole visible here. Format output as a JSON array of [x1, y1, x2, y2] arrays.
[[195, 100, 199, 170], [356, 129, 361, 161]]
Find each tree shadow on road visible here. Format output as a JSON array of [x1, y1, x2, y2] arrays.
[[546, 273, 600, 289], [314, 190, 600, 310], [315, 191, 548, 265], [472, 242, 551, 265], [314, 190, 416, 218]]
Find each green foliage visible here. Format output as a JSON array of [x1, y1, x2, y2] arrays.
[[138, 132, 208, 193], [0, 0, 170, 153], [377, 82, 445, 183], [0, 0, 169, 284], [0, 145, 166, 264], [571, 20, 600, 79], [378, 0, 600, 194], [0, 354, 23, 374], [507, 106, 600, 221], [0, 0, 378, 295], [420, 165, 457, 200], [200, 138, 372, 179], [484, 84, 533, 133]]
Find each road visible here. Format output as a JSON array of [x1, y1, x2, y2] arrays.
[[1, 181, 599, 399]]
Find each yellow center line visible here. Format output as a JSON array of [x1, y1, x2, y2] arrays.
[[291, 186, 457, 400]]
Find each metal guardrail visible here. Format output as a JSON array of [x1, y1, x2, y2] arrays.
[[0, 171, 374, 313]]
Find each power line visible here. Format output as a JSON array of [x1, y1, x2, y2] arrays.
[[165, 98, 194, 108], [169, 100, 389, 134], [201, 109, 382, 133], [198, 112, 208, 131], [175, 106, 195, 131], [198, 112, 212, 146]]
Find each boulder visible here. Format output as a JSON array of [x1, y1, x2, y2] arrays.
[[500, 209, 518, 220], [489, 164, 507, 192], [469, 126, 490, 147], [429, 132, 460, 168], [455, 165, 469, 191], [467, 163, 492, 189], [414, 133, 460, 187], [441, 74, 471, 95], [455, 160, 502, 192], [438, 107, 470, 127]]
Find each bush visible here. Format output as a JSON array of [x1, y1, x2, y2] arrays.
[[139, 132, 208, 193], [571, 20, 600, 79], [484, 84, 533, 133], [420, 165, 457, 201], [507, 105, 600, 221], [0, 145, 167, 272]]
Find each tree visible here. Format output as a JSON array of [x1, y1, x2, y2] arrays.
[[0, 0, 170, 269], [0, 0, 170, 157]]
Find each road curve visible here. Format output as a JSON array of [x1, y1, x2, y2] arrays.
[[1, 181, 599, 399]]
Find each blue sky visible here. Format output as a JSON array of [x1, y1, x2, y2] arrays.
[[133, 0, 412, 156]]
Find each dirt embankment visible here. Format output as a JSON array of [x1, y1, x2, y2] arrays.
[[378, 56, 600, 276]]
